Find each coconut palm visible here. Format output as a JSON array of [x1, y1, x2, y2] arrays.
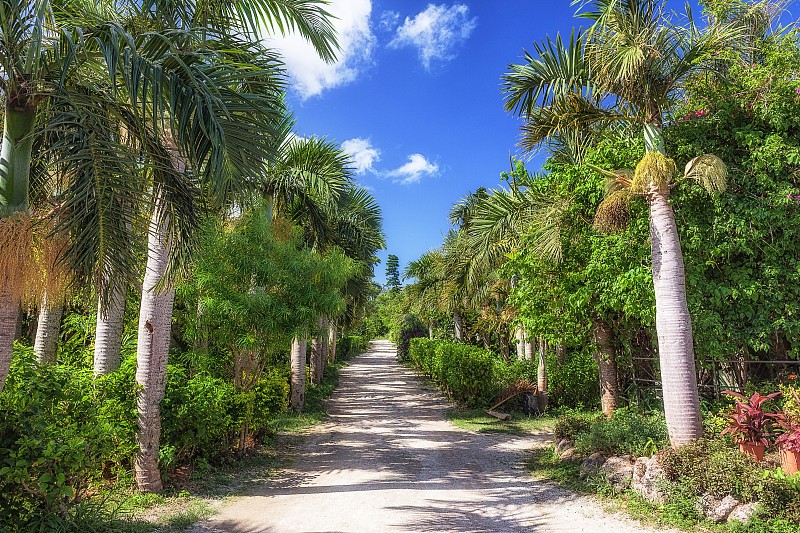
[[502, 0, 738, 444]]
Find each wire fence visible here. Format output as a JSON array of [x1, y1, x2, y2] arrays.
[[629, 357, 800, 400]]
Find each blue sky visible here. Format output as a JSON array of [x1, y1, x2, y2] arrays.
[[267, 0, 713, 284]]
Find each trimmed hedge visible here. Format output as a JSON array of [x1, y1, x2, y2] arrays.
[[337, 335, 369, 360], [408, 338, 512, 407]]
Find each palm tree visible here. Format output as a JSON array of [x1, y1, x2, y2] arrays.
[[502, 0, 737, 445], [121, 0, 337, 492], [254, 130, 354, 396]]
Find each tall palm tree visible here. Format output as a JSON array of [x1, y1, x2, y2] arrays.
[[502, 0, 737, 445], [255, 130, 354, 397], [121, 0, 338, 492]]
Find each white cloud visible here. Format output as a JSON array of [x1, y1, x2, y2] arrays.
[[387, 154, 439, 185], [389, 4, 477, 69], [265, 0, 375, 99], [341, 138, 381, 174], [379, 10, 400, 31]]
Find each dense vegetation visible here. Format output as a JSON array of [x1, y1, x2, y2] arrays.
[[0, 0, 384, 530], [375, 0, 800, 530]]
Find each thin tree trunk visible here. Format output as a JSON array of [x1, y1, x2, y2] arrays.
[[593, 318, 619, 418], [649, 188, 703, 445], [537, 338, 548, 392], [0, 288, 18, 392], [537, 337, 548, 410], [34, 292, 62, 364], [328, 320, 337, 364], [453, 310, 464, 341], [524, 338, 535, 361], [515, 326, 525, 360], [134, 192, 176, 493], [290, 337, 307, 412], [94, 272, 127, 376], [428, 320, 434, 339], [310, 317, 328, 385]]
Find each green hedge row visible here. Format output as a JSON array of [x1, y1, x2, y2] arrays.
[[407, 338, 515, 407], [337, 335, 369, 360]]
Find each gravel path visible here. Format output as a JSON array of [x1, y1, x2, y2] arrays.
[[192, 340, 674, 533]]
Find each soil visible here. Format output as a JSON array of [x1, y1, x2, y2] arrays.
[[190, 340, 675, 532]]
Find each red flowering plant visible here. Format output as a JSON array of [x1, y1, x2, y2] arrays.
[[721, 390, 782, 446]]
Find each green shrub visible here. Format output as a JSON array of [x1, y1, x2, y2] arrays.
[[338, 335, 369, 360], [569, 407, 668, 456], [553, 413, 596, 440], [659, 437, 800, 519], [546, 349, 599, 409], [0, 345, 128, 529], [407, 339, 509, 407], [396, 314, 427, 360]]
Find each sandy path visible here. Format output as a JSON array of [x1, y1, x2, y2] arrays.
[[192, 340, 673, 533]]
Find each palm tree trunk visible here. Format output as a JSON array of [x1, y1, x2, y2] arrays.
[[537, 338, 548, 392], [649, 189, 703, 445], [290, 337, 307, 412], [34, 293, 62, 364], [515, 326, 525, 360], [0, 288, 18, 392], [0, 108, 36, 391], [94, 264, 128, 376], [310, 317, 328, 385], [134, 194, 176, 493], [537, 337, 548, 410], [592, 318, 619, 418], [428, 320, 434, 339], [453, 310, 464, 341], [524, 338, 535, 361], [328, 320, 337, 364]]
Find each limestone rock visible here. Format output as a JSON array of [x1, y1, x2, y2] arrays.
[[727, 502, 760, 524], [601, 455, 634, 490], [559, 447, 577, 461], [554, 438, 572, 455], [631, 455, 667, 504], [696, 494, 740, 522], [580, 452, 606, 478]]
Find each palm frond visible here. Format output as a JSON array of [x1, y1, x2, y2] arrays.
[[684, 154, 727, 196]]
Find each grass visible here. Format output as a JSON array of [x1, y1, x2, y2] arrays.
[[446, 408, 559, 435]]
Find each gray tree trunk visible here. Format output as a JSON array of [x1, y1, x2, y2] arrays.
[[515, 326, 525, 360], [34, 293, 62, 364], [94, 271, 127, 376], [649, 189, 703, 445], [592, 318, 619, 418], [310, 317, 329, 385], [524, 338, 535, 361], [290, 337, 307, 412], [428, 320, 434, 339], [537, 337, 548, 410], [0, 288, 18, 392], [134, 194, 176, 493], [453, 310, 464, 341], [537, 338, 548, 392], [328, 320, 337, 363]]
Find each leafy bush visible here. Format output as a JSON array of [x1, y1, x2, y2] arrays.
[[0, 346, 129, 529], [337, 335, 369, 360], [564, 407, 668, 456], [660, 438, 800, 520], [553, 413, 596, 440], [407, 339, 510, 407], [546, 349, 599, 409], [396, 314, 427, 361]]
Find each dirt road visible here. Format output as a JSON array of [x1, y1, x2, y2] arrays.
[[193, 340, 672, 532]]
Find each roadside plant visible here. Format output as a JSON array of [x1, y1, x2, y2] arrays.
[[721, 390, 781, 446]]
